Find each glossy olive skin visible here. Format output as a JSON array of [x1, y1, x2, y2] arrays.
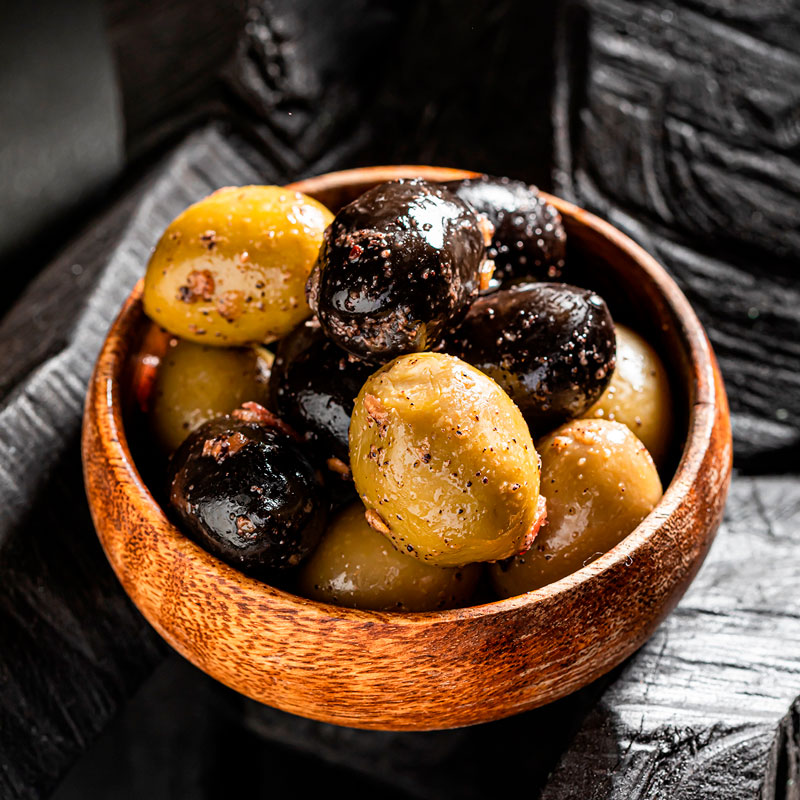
[[270, 319, 374, 465], [168, 416, 327, 573], [306, 179, 487, 361], [444, 175, 566, 285], [297, 502, 482, 611], [350, 353, 542, 567], [490, 419, 662, 596], [583, 324, 674, 467], [445, 282, 616, 434], [149, 339, 271, 453], [144, 186, 333, 345]]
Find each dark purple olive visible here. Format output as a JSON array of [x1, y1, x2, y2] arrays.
[[270, 318, 374, 468], [306, 178, 489, 361], [168, 410, 327, 574], [444, 283, 615, 433], [444, 175, 566, 285]]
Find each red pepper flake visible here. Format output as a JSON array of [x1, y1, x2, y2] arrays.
[[364, 394, 389, 423], [232, 402, 302, 441], [201, 431, 249, 462], [517, 495, 548, 554], [178, 270, 215, 303], [365, 508, 391, 535], [236, 515, 256, 536], [326, 457, 352, 479], [217, 291, 242, 321]]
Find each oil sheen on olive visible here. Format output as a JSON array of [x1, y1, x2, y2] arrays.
[[270, 318, 375, 465], [583, 324, 674, 467], [490, 419, 662, 596], [144, 185, 333, 345], [350, 352, 543, 567], [445, 282, 615, 434], [444, 175, 566, 284], [149, 338, 272, 453], [306, 179, 488, 361], [168, 415, 327, 573], [297, 502, 482, 611]]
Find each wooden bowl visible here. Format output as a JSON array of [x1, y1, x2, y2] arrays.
[[82, 166, 732, 731]]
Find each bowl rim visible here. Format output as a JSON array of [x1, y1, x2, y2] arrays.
[[87, 165, 723, 626]]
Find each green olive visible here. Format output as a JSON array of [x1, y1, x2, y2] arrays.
[[583, 324, 674, 466], [149, 339, 272, 453], [349, 352, 543, 567], [297, 502, 482, 611], [143, 186, 334, 345], [490, 419, 663, 597]]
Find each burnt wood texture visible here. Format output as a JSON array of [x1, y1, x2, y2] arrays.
[[554, 0, 800, 470], [0, 0, 798, 797]]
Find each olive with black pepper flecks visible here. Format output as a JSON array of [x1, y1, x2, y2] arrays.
[[349, 352, 547, 567], [149, 338, 272, 454], [306, 179, 491, 362], [444, 175, 566, 286], [143, 186, 333, 345], [298, 501, 483, 611], [490, 419, 662, 596], [582, 324, 674, 467], [270, 317, 375, 470], [445, 282, 615, 434], [168, 405, 327, 574]]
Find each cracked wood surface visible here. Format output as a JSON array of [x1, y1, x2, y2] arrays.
[[554, 0, 800, 469]]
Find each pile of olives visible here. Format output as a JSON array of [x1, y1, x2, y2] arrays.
[[141, 177, 673, 611]]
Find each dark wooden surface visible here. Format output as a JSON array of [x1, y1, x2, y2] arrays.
[[1, 0, 798, 797]]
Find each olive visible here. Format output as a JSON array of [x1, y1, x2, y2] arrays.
[[490, 419, 662, 596], [349, 352, 545, 567], [149, 338, 272, 453], [444, 175, 566, 284], [306, 179, 490, 361], [444, 282, 615, 434], [583, 324, 674, 466], [168, 407, 327, 573], [297, 502, 482, 611], [269, 318, 374, 468], [144, 186, 333, 345]]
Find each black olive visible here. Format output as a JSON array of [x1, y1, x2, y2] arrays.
[[444, 283, 615, 433], [168, 413, 327, 574], [444, 175, 566, 285], [306, 178, 488, 361], [270, 318, 374, 467]]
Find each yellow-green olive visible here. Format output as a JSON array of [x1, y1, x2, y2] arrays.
[[490, 418, 662, 597], [143, 186, 333, 345], [583, 324, 674, 466], [149, 339, 272, 453], [297, 502, 482, 611], [350, 352, 543, 567]]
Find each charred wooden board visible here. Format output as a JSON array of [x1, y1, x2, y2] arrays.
[[540, 476, 800, 798], [553, 0, 800, 469], [4, 0, 800, 794]]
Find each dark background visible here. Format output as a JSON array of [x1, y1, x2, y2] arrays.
[[1, 1, 799, 798]]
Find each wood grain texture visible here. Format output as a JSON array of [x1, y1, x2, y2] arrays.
[[553, 0, 800, 468], [82, 165, 731, 731]]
